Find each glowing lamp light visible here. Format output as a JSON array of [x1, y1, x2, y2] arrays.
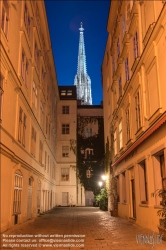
[[98, 181, 103, 187]]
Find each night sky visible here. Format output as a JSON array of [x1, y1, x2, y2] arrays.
[[45, 0, 110, 105]]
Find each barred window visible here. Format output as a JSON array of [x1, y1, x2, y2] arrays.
[[62, 124, 70, 134], [13, 171, 23, 214]]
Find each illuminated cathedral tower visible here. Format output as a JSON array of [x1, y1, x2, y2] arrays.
[[74, 22, 92, 105]]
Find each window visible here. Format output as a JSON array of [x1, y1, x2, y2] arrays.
[[139, 161, 148, 202], [125, 57, 130, 81], [114, 130, 117, 156], [122, 16, 126, 36], [160, 154, 166, 189], [62, 124, 70, 134], [85, 148, 93, 159], [47, 155, 49, 173], [122, 172, 126, 203], [134, 31, 139, 59], [21, 50, 29, 85], [62, 106, 69, 114], [1, 1, 9, 38], [18, 107, 26, 146], [31, 126, 36, 157], [40, 102, 44, 129], [44, 151, 47, 171], [22, 114, 26, 147], [61, 168, 69, 181], [119, 121, 123, 149], [118, 77, 122, 98], [85, 128, 92, 138], [117, 38, 120, 57], [32, 82, 37, 109], [0, 73, 4, 121], [126, 107, 130, 142], [18, 107, 23, 142], [41, 67, 45, 85], [37, 181, 41, 213], [24, 3, 31, 37], [39, 140, 43, 164], [13, 171, 23, 215], [62, 146, 69, 157], [135, 91, 141, 131], [126, 2, 131, 30], [60, 90, 72, 96], [34, 42, 40, 70]]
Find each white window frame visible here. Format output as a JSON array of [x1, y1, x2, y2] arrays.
[[13, 171, 23, 214]]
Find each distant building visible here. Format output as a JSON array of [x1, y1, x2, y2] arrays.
[[102, 0, 166, 231], [74, 22, 92, 105], [77, 104, 105, 194], [56, 86, 85, 206]]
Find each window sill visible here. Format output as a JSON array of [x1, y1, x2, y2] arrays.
[[154, 205, 163, 209], [139, 203, 149, 207]]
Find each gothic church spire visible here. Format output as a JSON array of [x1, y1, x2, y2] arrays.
[[74, 22, 92, 105]]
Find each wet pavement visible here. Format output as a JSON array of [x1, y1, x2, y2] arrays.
[[1, 207, 166, 250]]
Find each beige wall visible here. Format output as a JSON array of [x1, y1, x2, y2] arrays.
[[0, 0, 58, 232], [102, 0, 166, 231]]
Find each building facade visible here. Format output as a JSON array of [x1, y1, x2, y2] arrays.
[[0, 0, 59, 232], [77, 104, 105, 195], [56, 86, 78, 206], [102, 0, 166, 231]]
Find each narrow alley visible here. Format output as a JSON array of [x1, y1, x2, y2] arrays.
[[2, 207, 166, 250]]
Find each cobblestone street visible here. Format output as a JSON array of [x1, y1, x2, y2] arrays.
[[2, 207, 166, 250]]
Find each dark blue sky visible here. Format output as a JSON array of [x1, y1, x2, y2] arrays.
[[45, 1, 110, 105]]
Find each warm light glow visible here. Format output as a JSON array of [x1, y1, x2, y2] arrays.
[[98, 181, 103, 187], [101, 175, 107, 181]]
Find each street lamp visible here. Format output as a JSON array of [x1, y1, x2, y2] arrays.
[[98, 181, 103, 188], [101, 175, 107, 181]]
